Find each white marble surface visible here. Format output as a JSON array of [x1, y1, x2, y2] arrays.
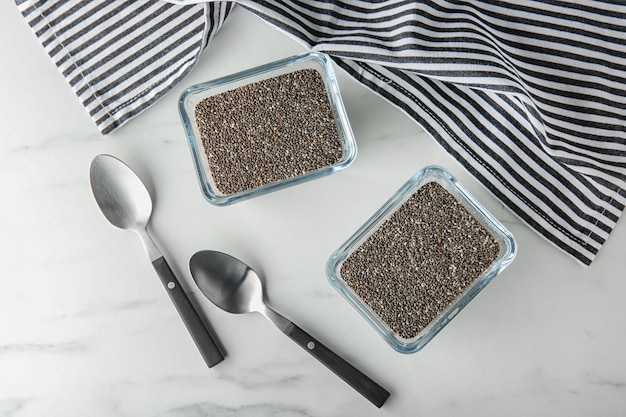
[[2, 3, 626, 416]]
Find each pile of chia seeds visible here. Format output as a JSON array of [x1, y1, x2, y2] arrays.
[[339, 181, 501, 340], [194, 68, 344, 195]]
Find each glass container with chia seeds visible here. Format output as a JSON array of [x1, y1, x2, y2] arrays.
[[326, 166, 516, 353], [178, 51, 356, 206]]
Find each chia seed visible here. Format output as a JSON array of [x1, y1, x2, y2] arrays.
[[339, 181, 501, 340], [194, 68, 344, 195]]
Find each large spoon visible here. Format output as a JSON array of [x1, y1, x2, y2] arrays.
[[89, 154, 224, 368], [189, 250, 390, 408]]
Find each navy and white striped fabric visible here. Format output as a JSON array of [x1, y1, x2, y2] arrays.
[[16, 0, 626, 265], [15, 0, 233, 134]]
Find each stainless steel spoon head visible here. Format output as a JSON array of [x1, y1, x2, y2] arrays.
[[89, 154, 225, 368], [89, 154, 152, 232], [189, 250, 265, 315], [189, 249, 390, 407]]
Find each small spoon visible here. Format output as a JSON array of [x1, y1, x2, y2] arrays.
[[189, 250, 390, 408], [89, 154, 224, 368]]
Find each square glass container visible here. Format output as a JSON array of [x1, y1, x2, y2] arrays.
[[178, 51, 357, 206], [326, 166, 516, 353]]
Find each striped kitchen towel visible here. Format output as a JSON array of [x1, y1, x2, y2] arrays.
[[16, 0, 626, 265], [15, 0, 233, 134]]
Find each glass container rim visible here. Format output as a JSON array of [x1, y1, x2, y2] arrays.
[[326, 165, 517, 353]]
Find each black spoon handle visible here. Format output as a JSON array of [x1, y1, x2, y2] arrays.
[[283, 321, 390, 408], [152, 256, 225, 368]]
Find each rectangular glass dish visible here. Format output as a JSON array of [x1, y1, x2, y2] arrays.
[[178, 51, 357, 206], [326, 166, 516, 353]]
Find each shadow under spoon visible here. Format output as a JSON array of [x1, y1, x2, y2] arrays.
[[89, 154, 224, 368], [189, 249, 390, 407]]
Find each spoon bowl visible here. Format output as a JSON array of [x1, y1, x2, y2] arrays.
[[190, 250, 265, 315], [189, 249, 390, 407], [89, 154, 224, 368], [90, 154, 152, 233]]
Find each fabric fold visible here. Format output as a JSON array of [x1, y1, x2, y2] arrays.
[[15, 0, 233, 134], [233, 0, 626, 265], [16, 0, 626, 265]]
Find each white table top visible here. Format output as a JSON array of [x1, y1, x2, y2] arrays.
[[2, 3, 626, 416]]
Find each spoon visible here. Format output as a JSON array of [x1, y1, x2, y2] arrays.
[[89, 154, 224, 368], [189, 250, 390, 408]]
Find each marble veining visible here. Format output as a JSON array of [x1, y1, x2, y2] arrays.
[[2, 3, 626, 417], [0, 342, 89, 355], [0, 399, 31, 417], [215, 366, 304, 390], [159, 402, 315, 417]]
